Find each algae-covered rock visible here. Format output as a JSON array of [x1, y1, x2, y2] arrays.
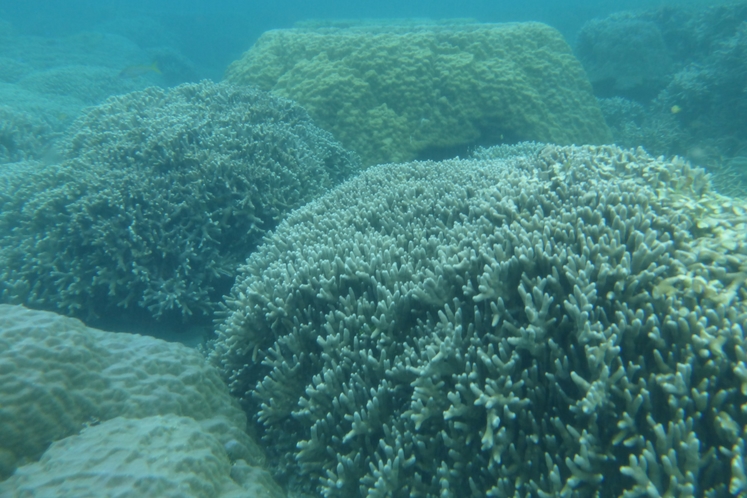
[[226, 22, 611, 166]]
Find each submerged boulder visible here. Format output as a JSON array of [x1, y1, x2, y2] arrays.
[[0, 304, 280, 498]]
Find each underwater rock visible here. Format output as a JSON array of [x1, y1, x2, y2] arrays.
[[0, 304, 277, 496], [0, 414, 284, 498]]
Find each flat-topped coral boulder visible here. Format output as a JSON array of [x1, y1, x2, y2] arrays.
[[226, 22, 611, 166]]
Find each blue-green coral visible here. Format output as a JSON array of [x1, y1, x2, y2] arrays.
[[0, 81, 359, 325], [209, 143, 747, 497]]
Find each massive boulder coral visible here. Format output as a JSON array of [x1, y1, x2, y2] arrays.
[[1, 415, 283, 498], [0, 304, 281, 498], [226, 22, 611, 166], [0, 81, 359, 326], [209, 143, 747, 496]]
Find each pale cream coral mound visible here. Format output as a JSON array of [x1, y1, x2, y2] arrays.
[[0, 304, 283, 497], [0, 415, 284, 498]]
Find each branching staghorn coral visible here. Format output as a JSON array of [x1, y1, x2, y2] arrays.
[[0, 81, 359, 326], [210, 143, 747, 497]]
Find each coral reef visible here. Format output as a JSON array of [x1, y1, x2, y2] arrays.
[[0, 304, 278, 495], [711, 156, 747, 198], [0, 105, 57, 164], [17, 64, 147, 105], [209, 143, 747, 497], [0, 81, 359, 326], [2, 31, 145, 71], [0, 57, 33, 84], [0, 414, 284, 498], [657, 17, 747, 154], [578, 3, 747, 195], [0, 16, 208, 165], [226, 22, 610, 166], [576, 15, 673, 99], [0, 80, 87, 165], [0, 38, 150, 165], [596, 97, 687, 159]]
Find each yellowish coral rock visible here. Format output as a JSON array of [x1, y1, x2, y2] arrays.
[[227, 22, 611, 166]]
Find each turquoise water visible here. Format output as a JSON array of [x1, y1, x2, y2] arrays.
[[0, 0, 720, 80]]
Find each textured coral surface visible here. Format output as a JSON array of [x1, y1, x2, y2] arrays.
[[227, 22, 611, 166], [0, 81, 359, 325], [0, 415, 283, 498], [210, 144, 747, 497], [579, 4, 747, 196], [0, 22, 171, 165], [0, 304, 267, 488]]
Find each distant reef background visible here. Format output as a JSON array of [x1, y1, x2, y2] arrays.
[[0, 0, 743, 186]]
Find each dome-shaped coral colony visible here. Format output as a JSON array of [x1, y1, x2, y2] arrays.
[[0, 81, 360, 325], [208, 143, 747, 497]]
